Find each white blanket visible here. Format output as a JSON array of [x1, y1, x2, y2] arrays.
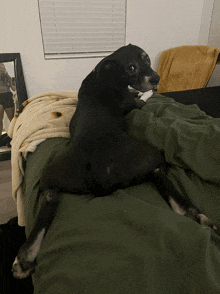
[[8, 91, 78, 226]]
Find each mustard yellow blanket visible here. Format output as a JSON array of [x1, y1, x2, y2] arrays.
[[157, 45, 220, 93], [8, 91, 78, 226]]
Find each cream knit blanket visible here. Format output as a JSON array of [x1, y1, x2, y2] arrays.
[[8, 91, 78, 226]]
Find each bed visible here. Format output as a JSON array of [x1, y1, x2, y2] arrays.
[[13, 86, 220, 294]]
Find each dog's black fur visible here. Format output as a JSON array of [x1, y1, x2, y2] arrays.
[[40, 45, 162, 196], [12, 44, 216, 279]]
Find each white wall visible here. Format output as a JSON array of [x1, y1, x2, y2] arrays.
[[199, 0, 215, 45], [208, 0, 220, 47], [1, 0, 98, 97], [126, 0, 212, 69], [0, 0, 213, 98]]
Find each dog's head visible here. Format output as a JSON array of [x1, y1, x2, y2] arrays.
[[94, 44, 160, 92]]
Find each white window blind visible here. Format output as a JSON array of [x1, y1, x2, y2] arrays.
[[38, 0, 127, 59]]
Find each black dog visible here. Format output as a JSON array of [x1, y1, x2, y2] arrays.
[[12, 44, 216, 279]]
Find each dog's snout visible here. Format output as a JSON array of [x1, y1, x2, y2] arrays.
[[149, 74, 160, 86]]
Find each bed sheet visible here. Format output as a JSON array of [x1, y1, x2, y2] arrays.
[[23, 93, 220, 294]]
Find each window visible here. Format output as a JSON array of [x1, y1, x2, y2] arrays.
[[38, 0, 127, 59]]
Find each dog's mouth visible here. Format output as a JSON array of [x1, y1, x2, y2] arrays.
[[151, 81, 160, 90], [130, 76, 160, 93], [142, 82, 160, 92], [131, 82, 159, 93]]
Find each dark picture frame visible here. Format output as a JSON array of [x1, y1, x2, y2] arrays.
[[0, 53, 28, 105], [0, 53, 28, 161]]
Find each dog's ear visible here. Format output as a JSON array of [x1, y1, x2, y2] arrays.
[[102, 60, 122, 77], [103, 60, 118, 71], [95, 59, 119, 74], [94, 59, 126, 86]]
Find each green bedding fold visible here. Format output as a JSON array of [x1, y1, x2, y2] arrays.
[[23, 93, 220, 294], [127, 93, 220, 228]]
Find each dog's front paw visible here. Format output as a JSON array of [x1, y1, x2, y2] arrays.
[[139, 90, 154, 102], [12, 227, 46, 279], [12, 255, 36, 279], [197, 213, 217, 230], [185, 208, 217, 230]]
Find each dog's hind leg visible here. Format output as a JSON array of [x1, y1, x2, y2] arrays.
[[12, 189, 60, 279], [151, 167, 217, 230]]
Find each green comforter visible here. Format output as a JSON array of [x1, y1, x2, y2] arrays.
[[23, 93, 220, 294]]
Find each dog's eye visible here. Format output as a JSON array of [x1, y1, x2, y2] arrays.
[[128, 65, 135, 72]]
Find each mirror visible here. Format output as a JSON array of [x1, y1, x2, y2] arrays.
[[0, 53, 27, 161]]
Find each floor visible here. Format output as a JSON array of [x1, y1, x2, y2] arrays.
[[0, 160, 17, 224]]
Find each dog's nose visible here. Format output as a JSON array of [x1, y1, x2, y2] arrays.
[[150, 74, 160, 86]]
